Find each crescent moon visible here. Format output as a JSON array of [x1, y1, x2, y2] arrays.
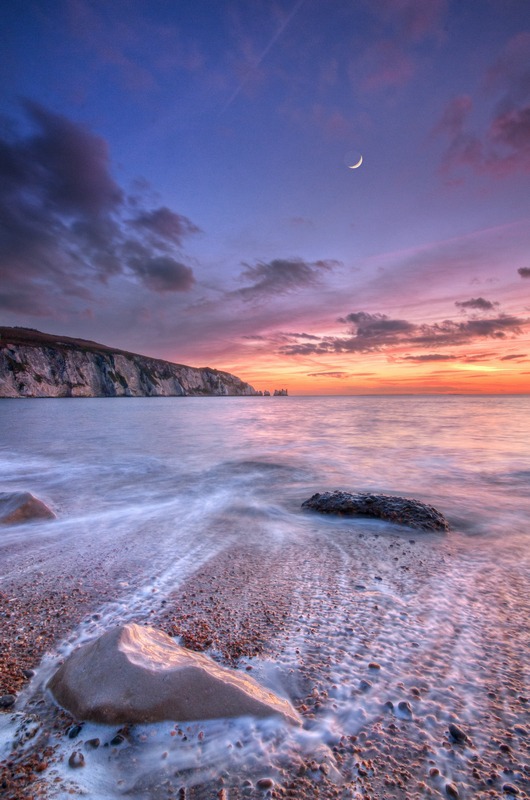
[[348, 155, 363, 169]]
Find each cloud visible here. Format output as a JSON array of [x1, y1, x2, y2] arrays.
[[128, 257, 195, 293], [307, 371, 350, 379], [280, 309, 528, 356], [518, 267, 530, 278], [131, 207, 200, 246], [235, 258, 338, 299], [401, 353, 458, 362], [500, 353, 527, 361], [455, 297, 499, 312], [435, 34, 530, 177], [357, 41, 415, 92], [338, 311, 416, 339], [0, 102, 199, 316], [280, 331, 321, 340], [413, 316, 526, 347], [366, 0, 448, 43]]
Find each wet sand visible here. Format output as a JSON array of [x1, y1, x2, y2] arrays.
[[1, 524, 529, 800]]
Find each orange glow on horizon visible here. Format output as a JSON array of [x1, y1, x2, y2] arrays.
[[203, 353, 530, 395]]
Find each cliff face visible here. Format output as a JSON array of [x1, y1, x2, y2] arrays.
[[0, 328, 258, 398]]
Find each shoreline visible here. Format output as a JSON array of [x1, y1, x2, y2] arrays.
[[2, 528, 529, 799]]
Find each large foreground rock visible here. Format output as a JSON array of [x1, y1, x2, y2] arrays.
[[0, 491, 56, 524], [48, 623, 300, 725], [302, 491, 449, 532]]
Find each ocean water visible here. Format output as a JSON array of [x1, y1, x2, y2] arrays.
[[0, 396, 529, 798]]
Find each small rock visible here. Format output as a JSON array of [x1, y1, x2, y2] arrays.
[[68, 724, 83, 739], [22, 669, 35, 679], [85, 738, 100, 749], [256, 777, 274, 790], [502, 784, 519, 795], [368, 662, 381, 670], [68, 751, 85, 769], [448, 723, 469, 744], [0, 694, 16, 709], [445, 782, 459, 798], [397, 700, 413, 719], [359, 679, 372, 691], [110, 733, 125, 746]]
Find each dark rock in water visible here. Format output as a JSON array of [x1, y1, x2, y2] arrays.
[[0, 491, 55, 525], [397, 700, 413, 719], [68, 751, 85, 769], [85, 738, 100, 749], [448, 722, 470, 744], [0, 694, 16, 708], [301, 491, 449, 532], [47, 623, 300, 725]]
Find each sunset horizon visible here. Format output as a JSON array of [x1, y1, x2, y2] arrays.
[[1, 1, 529, 397]]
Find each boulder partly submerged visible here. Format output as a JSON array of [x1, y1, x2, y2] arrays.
[[48, 623, 300, 726], [302, 491, 449, 532], [0, 491, 56, 525]]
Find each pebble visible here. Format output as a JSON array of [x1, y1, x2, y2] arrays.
[[502, 784, 519, 795], [85, 738, 100, 749], [397, 700, 413, 719], [0, 694, 16, 708], [368, 662, 381, 670], [448, 723, 469, 744], [445, 781, 459, 798], [359, 679, 372, 691], [68, 750, 85, 768], [256, 777, 274, 790], [110, 733, 125, 746], [68, 724, 83, 739], [22, 669, 35, 678]]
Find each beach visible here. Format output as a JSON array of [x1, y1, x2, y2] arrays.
[[1, 396, 529, 798]]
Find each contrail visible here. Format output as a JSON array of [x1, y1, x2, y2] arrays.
[[220, 0, 306, 114]]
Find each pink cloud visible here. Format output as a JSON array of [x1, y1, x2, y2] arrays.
[[354, 41, 415, 92], [436, 32, 530, 178]]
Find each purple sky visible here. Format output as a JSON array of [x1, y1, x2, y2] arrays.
[[1, 0, 529, 392]]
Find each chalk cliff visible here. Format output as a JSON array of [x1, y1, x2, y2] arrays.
[[0, 328, 258, 398]]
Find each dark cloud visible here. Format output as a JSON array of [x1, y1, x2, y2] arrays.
[[280, 309, 528, 356], [131, 207, 200, 246], [280, 331, 322, 341], [455, 297, 499, 312], [128, 257, 195, 293], [0, 102, 198, 316], [401, 353, 458, 362], [335, 312, 416, 345], [413, 316, 526, 347], [500, 353, 527, 361], [518, 267, 530, 278], [235, 258, 338, 299], [307, 371, 350, 378]]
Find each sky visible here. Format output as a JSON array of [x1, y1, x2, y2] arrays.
[[1, 0, 530, 394]]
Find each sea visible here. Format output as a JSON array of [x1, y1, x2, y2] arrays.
[[0, 395, 529, 799]]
